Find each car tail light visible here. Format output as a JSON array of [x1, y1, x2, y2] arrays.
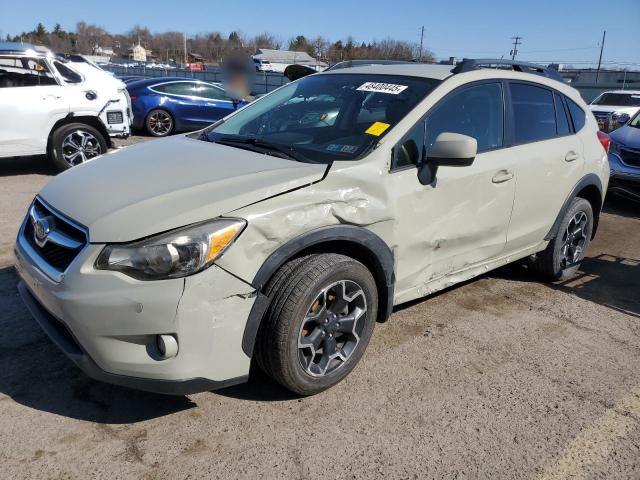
[[129, 95, 137, 101], [597, 130, 611, 153]]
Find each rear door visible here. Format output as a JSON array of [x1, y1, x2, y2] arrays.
[[504, 82, 584, 251], [0, 56, 68, 156]]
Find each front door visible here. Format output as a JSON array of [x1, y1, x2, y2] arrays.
[[388, 82, 517, 301]]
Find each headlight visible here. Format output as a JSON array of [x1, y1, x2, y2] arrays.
[[95, 218, 246, 280], [609, 141, 621, 155]]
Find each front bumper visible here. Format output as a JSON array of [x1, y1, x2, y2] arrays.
[[608, 153, 640, 201], [15, 234, 255, 395]]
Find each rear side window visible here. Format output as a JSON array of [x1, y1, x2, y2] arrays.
[[554, 92, 571, 136], [152, 82, 195, 96], [426, 82, 504, 152], [510, 83, 556, 144], [53, 61, 82, 84], [193, 83, 231, 101], [566, 98, 586, 132]]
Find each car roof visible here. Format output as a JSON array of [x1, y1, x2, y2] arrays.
[[598, 90, 640, 95], [0, 42, 51, 56], [320, 63, 455, 80]]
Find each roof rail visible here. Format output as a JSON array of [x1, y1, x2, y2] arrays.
[[451, 58, 565, 82]]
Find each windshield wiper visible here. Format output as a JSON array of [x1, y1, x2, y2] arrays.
[[216, 136, 307, 162]]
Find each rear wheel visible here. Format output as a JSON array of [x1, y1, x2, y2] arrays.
[[255, 254, 378, 395], [531, 197, 593, 281], [48, 123, 107, 171], [145, 109, 174, 137]]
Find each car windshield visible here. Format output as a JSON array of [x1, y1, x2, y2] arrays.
[[205, 73, 441, 162], [592, 93, 640, 107]]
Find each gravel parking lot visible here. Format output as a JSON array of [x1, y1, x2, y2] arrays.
[[1, 137, 639, 479]]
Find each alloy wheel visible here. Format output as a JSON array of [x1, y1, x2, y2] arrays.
[[148, 111, 173, 136], [297, 280, 367, 377], [560, 211, 589, 268], [61, 130, 102, 166]]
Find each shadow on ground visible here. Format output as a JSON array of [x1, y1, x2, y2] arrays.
[[0, 156, 57, 177]]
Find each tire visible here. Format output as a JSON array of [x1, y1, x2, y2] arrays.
[[255, 254, 378, 395], [48, 123, 107, 171], [145, 109, 174, 137], [531, 197, 594, 281]]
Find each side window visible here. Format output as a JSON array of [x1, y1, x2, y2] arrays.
[[554, 92, 571, 136], [510, 83, 557, 143], [53, 61, 82, 84], [153, 82, 195, 96], [193, 84, 231, 101], [0, 56, 57, 88], [426, 82, 503, 152], [393, 120, 425, 169], [565, 97, 586, 132]]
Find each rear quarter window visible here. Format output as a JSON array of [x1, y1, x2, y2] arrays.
[[565, 97, 586, 132]]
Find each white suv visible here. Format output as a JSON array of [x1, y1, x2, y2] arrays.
[[15, 60, 609, 395], [0, 43, 131, 170]]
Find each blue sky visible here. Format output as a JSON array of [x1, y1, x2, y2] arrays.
[[1, 0, 639, 67]]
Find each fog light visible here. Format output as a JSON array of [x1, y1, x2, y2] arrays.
[[156, 334, 178, 359]]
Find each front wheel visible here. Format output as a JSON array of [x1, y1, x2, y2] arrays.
[[255, 254, 378, 395], [531, 197, 594, 281], [48, 123, 107, 171]]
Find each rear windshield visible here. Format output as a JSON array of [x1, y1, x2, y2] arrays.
[[206, 73, 441, 162], [592, 93, 640, 107]]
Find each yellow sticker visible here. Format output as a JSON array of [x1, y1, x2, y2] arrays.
[[365, 121, 391, 136]]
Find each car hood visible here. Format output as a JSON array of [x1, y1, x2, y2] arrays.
[[610, 125, 640, 149], [589, 105, 639, 115], [39, 135, 327, 242]]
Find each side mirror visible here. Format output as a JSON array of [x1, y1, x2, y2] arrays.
[[418, 132, 477, 185]]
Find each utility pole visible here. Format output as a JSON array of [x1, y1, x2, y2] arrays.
[[418, 26, 424, 62], [183, 33, 188, 65], [510, 36, 522, 60], [595, 30, 606, 84]]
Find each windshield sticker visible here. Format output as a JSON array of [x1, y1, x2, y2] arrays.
[[357, 82, 408, 95], [327, 144, 359, 153], [365, 122, 391, 136]]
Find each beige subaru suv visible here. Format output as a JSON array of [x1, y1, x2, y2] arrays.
[[15, 60, 610, 396]]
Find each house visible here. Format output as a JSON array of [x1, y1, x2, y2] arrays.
[[252, 48, 327, 73], [128, 43, 152, 62]]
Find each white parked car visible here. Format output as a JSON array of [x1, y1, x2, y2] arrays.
[[589, 89, 640, 132], [0, 43, 131, 170]]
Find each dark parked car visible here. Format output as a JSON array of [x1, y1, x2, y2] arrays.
[[127, 78, 244, 137], [609, 110, 640, 201]]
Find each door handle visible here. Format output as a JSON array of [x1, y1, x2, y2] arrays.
[[565, 151, 580, 162], [492, 170, 514, 183], [42, 95, 61, 100]]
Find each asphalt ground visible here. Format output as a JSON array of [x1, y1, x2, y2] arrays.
[[0, 136, 639, 479]]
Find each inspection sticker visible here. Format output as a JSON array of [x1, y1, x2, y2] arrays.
[[357, 82, 408, 95], [365, 121, 391, 136]]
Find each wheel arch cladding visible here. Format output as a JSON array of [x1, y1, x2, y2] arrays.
[[545, 173, 603, 241], [48, 115, 111, 148], [241, 225, 395, 357]]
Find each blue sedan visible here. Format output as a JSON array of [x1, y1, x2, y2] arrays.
[[127, 78, 244, 137], [609, 111, 640, 201]]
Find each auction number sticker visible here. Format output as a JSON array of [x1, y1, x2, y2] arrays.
[[357, 82, 408, 94]]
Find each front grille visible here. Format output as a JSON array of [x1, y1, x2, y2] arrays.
[[592, 110, 610, 120], [620, 148, 640, 168], [106, 110, 124, 124], [22, 198, 88, 275]]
